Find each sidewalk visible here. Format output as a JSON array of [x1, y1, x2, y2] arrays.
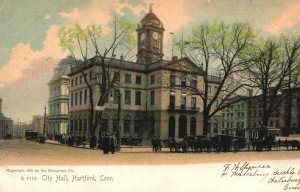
[[45, 139, 153, 149]]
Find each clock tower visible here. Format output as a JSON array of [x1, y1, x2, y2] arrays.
[[137, 5, 164, 64]]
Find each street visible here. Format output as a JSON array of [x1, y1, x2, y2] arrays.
[[1, 139, 300, 165]]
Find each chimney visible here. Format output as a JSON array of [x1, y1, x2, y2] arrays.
[[0, 98, 2, 114]]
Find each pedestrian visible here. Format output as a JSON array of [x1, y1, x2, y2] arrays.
[[284, 139, 288, 150], [82, 135, 86, 148], [110, 134, 117, 154], [103, 134, 110, 154], [90, 135, 97, 149], [151, 136, 156, 152]]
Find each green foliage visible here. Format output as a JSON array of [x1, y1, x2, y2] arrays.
[[116, 17, 136, 48]]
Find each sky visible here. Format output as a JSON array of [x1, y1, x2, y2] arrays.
[[0, 0, 300, 122]]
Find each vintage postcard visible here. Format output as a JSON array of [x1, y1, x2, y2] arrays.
[[1, 0, 300, 191]]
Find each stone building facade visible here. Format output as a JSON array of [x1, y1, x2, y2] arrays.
[[68, 7, 221, 141], [0, 98, 13, 139], [47, 57, 73, 135]]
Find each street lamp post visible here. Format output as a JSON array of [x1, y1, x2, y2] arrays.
[[43, 106, 46, 135], [117, 91, 122, 151]]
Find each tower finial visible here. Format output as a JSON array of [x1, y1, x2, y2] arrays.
[[149, 3, 153, 12]]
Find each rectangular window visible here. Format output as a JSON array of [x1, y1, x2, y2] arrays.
[[125, 90, 131, 105], [181, 76, 186, 87], [70, 120, 74, 132], [150, 74, 155, 84], [113, 119, 119, 133], [134, 120, 142, 133], [214, 99, 218, 110], [124, 120, 130, 133], [135, 91, 141, 105], [191, 80, 197, 89], [214, 86, 218, 93], [79, 91, 82, 105], [80, 76, 83, 84], [170, 75, 176, 87], [114, 89, 120, 104], [71, 80, 74, 87], [169, 94, 175, 109], [75, 92, 78, 105], [75, 78, 78, 86], [207, 99, 211, 106], [125, 74, 131, 84], [181, 94, 186, 110], [71, 93, 74, 106], [207, 86, 211, 93], [150, 91, 155, 105], [191, 97, 196, 109], [101, 119, 108, 133], [136, 75, 142, 85], [114, 72, 120, 83], [84, 89, 87, 104]]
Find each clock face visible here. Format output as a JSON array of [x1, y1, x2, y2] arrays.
[[141, 33, 145, 40], [152, 32, 159, 40]]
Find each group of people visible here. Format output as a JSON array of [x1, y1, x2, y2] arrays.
[[151, 136, 162, 152], [101, 133, 118, 154]]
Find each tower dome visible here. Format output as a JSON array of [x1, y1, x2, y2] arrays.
[[136, 4, 164, 64], [140, 4, 164, 28]]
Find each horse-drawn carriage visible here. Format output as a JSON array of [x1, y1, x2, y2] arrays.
[[167, 135, 247, 153]]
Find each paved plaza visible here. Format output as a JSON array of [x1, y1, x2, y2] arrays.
[[1, 139, 300, 165]]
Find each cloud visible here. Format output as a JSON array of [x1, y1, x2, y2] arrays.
[[266, 1, 300, 35], [59, 8, 81, 20], [0, 25, 67, 84]]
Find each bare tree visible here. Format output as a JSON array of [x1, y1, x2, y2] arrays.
[[58, 17, 136, 146], [179, 21, 255, 136], [244, 36, 300, 138]]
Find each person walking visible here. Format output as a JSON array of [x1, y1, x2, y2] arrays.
[[110, 134, 117, 154], [103, 134, 110, 154]]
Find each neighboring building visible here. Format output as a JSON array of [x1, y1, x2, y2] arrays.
[[68, 7, 221, 141], [47, 57, 73, 136], [223, 88, 300, 140], [13, 121, 31, 138], [32, 115, 49, 135], [0, 98, 13, 139], [222, 97, 249, 138], [269, 88, 300, 135]]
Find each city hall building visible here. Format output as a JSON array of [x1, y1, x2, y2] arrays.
[[68, 7, 221, 141]]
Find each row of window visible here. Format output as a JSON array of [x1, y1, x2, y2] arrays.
[[70, 89, 88, 106], [170, 74, 197, 88], [223, 112, 245, 119], [71, 71, 145, 87], [169, 94, 197, 109], [223, 122, 245, 129], [49, 103, 69, 116], [70, 119, 143, 133]]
